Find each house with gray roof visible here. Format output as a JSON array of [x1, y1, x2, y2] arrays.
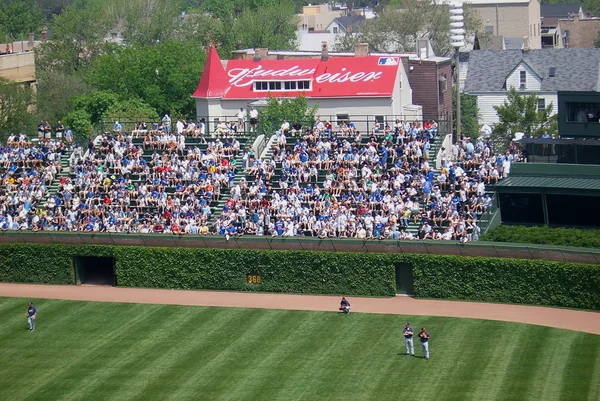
[[464, 48, 600, 126]]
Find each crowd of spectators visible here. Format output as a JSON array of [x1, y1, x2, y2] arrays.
[[1, 130, 244, 233], [0, 117, 520, 241], [211, 120, 516, 242], [0, 136, 66, 230]]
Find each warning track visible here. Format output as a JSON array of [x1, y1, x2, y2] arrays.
[[0, 283, 598, 334]]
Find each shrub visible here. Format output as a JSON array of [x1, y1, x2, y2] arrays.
[[482, 225, 600, 249]]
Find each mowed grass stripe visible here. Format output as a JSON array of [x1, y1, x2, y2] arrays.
[[32, 303, 170, 401], [497, 326, 554, 401], [217, 310, 321, 401], [433, 320, 506, 401], [409, 317, 468, 401], [531, 331, 576, 401], [85, 306, 217, 401], [467, 322, 524, 400], [560, 332, 600, 401], [0, 300, 99, 396], [276, 313, 365, 400], [0, 298, 82, 342], [54, 305, 209, 401], [316, 314, 399, 400], [117, 307, 245, 401], [169, 309, 302, 401], [235, 311, 346, 401], [23, 304, 160, 401]]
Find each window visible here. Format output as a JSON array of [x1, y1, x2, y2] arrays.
[[484, 26, 494, 34], [253, 80, 312, 92], [336, 114, 349, 125], [537, 98, 545, 111], [254, 82, 268, 91], [566, 102, 600, 123], [519, 71, 526, 89], [549, 67, 556, 77], [332, 26, 338, 33], [298, 80, 311, 90], [439, 76, 447, 92]]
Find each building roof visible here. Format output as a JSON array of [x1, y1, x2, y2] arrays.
[[193, 52, 403, 100], [492, 176, 600, 191], [192, 46, 230, 98], [541, 3, 581, 18], [464, 49, 600, 93], [331, 14, 366, 32], [503, 37, 524, 50]]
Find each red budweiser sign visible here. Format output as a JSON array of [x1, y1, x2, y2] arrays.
[[194, 51, 401, 99]]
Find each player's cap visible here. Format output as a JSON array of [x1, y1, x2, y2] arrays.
[[405, 322, 410, 326]]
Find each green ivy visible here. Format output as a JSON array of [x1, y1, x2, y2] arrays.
[[0, 244, 598, 309], [482, 225, 600, 249]]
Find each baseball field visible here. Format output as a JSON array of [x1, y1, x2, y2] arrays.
[[0, 297, 598, 401]]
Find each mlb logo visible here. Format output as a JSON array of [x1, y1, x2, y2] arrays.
[[378, 57, 399, 66]]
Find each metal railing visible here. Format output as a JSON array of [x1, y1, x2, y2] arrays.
[[100, 116, 449, 138]]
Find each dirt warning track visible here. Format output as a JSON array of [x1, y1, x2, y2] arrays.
[[0, 283, 598, 334]]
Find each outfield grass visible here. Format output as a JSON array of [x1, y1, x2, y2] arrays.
[[0, 298, 598, 401]]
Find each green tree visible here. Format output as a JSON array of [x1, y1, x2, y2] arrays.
[[493, 87, 558, 150], [0, 78, 35, 139], [69, 90, 119, 125], [86, 41, 206, 116], [63, 108, 93, 142], [0, 0, 44, 41], [453, 89, 480, 138], [113, 0, 184, 46], [336, 0, 481, 56], [259, 95, 318, 135], [102, 98, 159, 125], [35, 0, 111, 73], [36, 70, 91, 124], [229, 1, 299, 51], [583, 0, 600, 16], [36, 0, 74, 19]]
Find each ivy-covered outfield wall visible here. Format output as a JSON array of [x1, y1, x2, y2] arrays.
[[0, 244, 599, 310]]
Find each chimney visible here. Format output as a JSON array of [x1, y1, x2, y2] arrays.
[[41, 27, 48, 41], [253, 48, 268, 62], [354, 42, 369, 57], [522, 36, 530, 52], [28, 32, 34, 46], [321, 41, 329, 61]]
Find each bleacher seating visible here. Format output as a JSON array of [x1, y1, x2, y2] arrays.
[[0, 119, 520, 241]]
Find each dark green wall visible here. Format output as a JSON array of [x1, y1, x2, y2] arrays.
[[558, 91, 600, 138]]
